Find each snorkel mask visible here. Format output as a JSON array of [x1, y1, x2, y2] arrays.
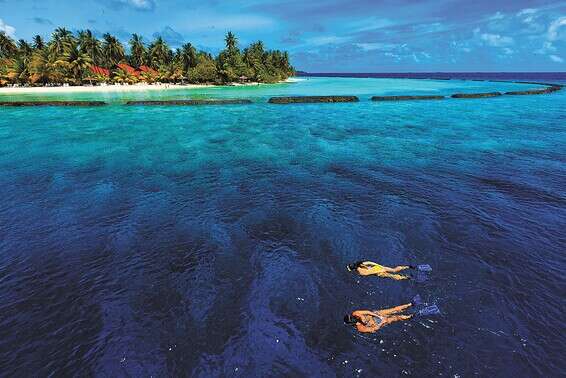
[[343, 314, 359, 325], [346, 261, 364, 272]]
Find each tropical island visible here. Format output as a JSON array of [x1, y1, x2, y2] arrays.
[[0, 28, 294, 90]]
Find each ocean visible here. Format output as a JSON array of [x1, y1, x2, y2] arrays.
[[0, 75, 565, 376]]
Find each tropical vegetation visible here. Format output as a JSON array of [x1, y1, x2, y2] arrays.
[[0, 29, 294, 86]]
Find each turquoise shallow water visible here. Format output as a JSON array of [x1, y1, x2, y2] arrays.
[[0, 77, 565, 376], [0, 76, 550, 103]]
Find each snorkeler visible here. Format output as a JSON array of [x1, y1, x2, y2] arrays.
[[347, 261, 432, 281], [344, 296, 440, 334]]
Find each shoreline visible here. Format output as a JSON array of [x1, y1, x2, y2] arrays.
[[0, 80, 295, 95]]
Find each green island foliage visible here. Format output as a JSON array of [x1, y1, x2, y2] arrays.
[[0, 29, 294, 86]]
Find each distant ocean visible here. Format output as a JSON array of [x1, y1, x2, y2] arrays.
[[298, 71, 566, 82]]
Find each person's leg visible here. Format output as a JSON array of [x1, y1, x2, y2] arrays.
[[376, 303, 412, 316], [384, 314, 413, 325], [378, 272, 410, 281], [389, 265, 410, 272]]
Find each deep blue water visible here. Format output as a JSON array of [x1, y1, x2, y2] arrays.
[[0, 77, 565, 376]]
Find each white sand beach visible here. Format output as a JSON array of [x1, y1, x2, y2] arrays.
[[0, 82, 264, 95], [0, 80, 295, 95]]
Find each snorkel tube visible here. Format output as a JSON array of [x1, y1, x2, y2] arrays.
[[343, 314, 359, 325]]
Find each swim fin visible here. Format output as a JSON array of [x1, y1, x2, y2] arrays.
[[418, 305, 441, 316], [417, 264, 432, 272]]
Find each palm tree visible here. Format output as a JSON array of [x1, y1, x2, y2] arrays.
[[148, 36, 172, 68], [102, 33, 125, 68], [78, 30, 103, 66], [218, 32, 245, 82], [129, 34, 146, 67], [178, 42, 197, 73], [29, 48, 59, 84], [112, 68, 137, 84], [49, 27, 74, 57], [33, 35, 45, 50], [0, 31, 18, 58], [18, 40, 34, 58], [0, 26, 294, 86], [225, 31, 238, 51], [53, 27, 73, 41], [139, 70, 156, 84], [56, 42, 92, 84], [7, 56, 29, 84]]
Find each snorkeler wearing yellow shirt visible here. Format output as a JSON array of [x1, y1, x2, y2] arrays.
[[347, 261, 432, 281]]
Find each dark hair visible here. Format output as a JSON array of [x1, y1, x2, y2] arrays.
[[344, 314, 358, 325], [347, 261, 365, 272]]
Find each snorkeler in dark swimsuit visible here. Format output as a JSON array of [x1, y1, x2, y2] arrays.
[[344, 296, 440, 334], [344, 304, 414, 333]]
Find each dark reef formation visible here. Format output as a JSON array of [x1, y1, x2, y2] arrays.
[[126, 99, 253, 105], [268, 96, 359, 104], [505, 86, 562, 95], [451, 92, 503, 99], [371, 95, 445, 101], [0, 101, 107, 107]]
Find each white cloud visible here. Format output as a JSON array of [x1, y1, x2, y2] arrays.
[[535, 17, 566, 59], [384, 52, 401, 60], [548, 16, 566, 41], [126, 0, 154, 10], [0, 18, 16, 37], [517, 8, 537, 17], [354, 42, 399, 52], [348, 17, 396, 33], [489, 12, 505, 21], [306, 35, 351, 46], [480, 33, 514, 47]]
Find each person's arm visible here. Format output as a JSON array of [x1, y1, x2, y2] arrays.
[[356, 323, 378, 333], [361, 261, 378, 267], [352, 310, 375, 317]]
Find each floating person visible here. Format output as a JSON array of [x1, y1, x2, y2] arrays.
[[347, 261, 432, 281], [343, 295, 440, 334]]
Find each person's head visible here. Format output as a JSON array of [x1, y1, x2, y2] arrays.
[[346, 261, 364, 272], [343, 314, 359, 326]]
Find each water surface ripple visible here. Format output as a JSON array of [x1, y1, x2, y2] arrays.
[[0, 77, 565, 376]]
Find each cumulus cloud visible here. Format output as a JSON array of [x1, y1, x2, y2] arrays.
[[0, 18, 16, 37], [549, 54, 563, 63], [480, 33, 514, 47]]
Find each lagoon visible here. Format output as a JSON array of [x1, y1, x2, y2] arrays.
[[0, 76, 565, 376]]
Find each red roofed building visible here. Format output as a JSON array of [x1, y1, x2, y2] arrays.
[[139, 65, 158, 76], [117, 63, 140, 77], [90, 65, 110, 78]]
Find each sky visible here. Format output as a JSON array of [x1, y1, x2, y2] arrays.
[[1, 0, 565, 72]]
